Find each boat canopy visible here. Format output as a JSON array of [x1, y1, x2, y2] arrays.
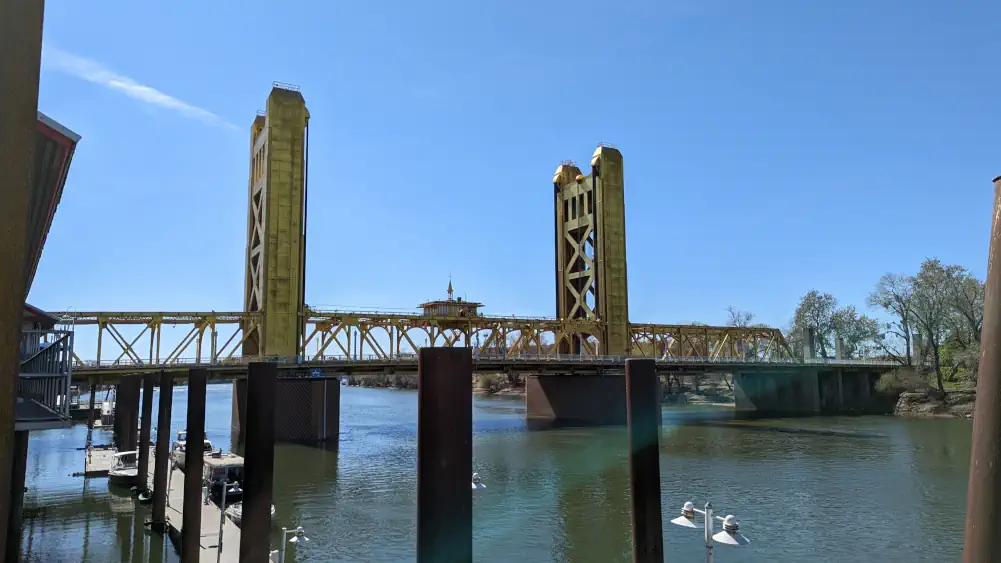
[[113, 451, 139, 459]]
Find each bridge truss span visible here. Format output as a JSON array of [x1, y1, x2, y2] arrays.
[[52, 310, 792, 368]]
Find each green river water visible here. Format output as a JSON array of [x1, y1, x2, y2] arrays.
[[19, 385, 971, 562]]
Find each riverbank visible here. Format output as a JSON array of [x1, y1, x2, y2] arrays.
[[894, 389, 976, 418], [346, 374, 527, 395]]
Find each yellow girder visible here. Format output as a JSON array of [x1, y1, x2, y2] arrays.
[[52, 310, 792, 366]]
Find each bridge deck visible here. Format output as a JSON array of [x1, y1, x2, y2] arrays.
[[70, 356, 897, 383]]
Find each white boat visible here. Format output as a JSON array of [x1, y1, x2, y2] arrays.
[[225, 502, 276, 527], [472, 472, 485, 490], [170, 430, 214, 470], [109, 450, 139, 487]]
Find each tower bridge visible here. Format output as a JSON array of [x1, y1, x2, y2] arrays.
[[53, 84, 892, 443]]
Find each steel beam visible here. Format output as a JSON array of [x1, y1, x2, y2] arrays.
[[963, 175, 1001, 563], [625, 359, 664, 563], [416, 348, 472, 563], [151, 371, 173, 531], [181, 368, 207, 562], [239, 362, 277, 562]]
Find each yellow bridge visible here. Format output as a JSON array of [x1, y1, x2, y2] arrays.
[[58, 83, 791, 376], [58, 309, 791, 371]]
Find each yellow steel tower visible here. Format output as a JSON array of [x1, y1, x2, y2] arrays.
[[243, 84, 310, 357], [553, 145, 630, 355]]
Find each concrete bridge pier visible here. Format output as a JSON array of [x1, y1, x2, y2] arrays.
[[733, 370, 821, 416], [526, 375, 661, 426], [818, 369, 876, 413], [734, 368, 880, 416], [231, 379, 339, 447]]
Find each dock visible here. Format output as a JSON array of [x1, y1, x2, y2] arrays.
[[78, 447, 116, 478], [149, 453, 244, 561]]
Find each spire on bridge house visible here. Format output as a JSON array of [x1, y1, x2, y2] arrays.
[[420, 278, 482, 319]]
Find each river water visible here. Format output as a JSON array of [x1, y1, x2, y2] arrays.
[[20, 385, 971, 562]]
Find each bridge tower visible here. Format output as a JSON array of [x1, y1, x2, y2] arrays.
[[233, 84, 338, 446], [243, 84, 310, 358], [553, 145, 630, 355]]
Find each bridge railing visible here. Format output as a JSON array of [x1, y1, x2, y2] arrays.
[[69, 352, 899, 369]]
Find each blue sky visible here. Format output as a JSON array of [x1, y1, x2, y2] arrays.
[[29, 0, 1001, 353]]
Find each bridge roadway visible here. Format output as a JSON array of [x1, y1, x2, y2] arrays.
[[68, 354, 897, 384]]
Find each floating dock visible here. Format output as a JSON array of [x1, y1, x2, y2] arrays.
[[150, 454, 243, 561], [78, 447, 116, 478]]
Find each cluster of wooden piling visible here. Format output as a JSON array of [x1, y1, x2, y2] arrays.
[[415, 349, 666, 562], [100, 366, 278, 562]]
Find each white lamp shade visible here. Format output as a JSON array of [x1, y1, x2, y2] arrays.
[[712, 530, 750, 546], [670, 515, 699, 529]]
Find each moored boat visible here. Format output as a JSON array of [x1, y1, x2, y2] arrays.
[[224, 502, 276, 527], [170, 430, 214, 470], [108, 451, 139, 488]]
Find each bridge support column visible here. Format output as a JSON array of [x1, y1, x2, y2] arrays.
[[232, 378, 339, 447], [837, 370, 875, 412], [136, 374, 154, 493], [527, 375, 655, 426], [5, 431, 28, 563], [151, 371, 173, 532], [113, 376, 141, 453], [733, 370, 820, 416]]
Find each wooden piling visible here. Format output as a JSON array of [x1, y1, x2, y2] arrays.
[[151, 371, 173, 530], [626, 358, 664, 563], [180, 369, 207, 562], [137, 374, 155, 491], [239, 362, 278, 563], [963, 176, 1001, 563], [416, 348, 473, 563]]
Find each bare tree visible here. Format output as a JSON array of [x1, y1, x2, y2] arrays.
[[949, 269, 985, 346], [910, 258, 964, 392], [726, 305, 755, 328], [867, 273, 915, 365]]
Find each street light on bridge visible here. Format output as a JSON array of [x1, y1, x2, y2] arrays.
[[670, 501, 750, 562]]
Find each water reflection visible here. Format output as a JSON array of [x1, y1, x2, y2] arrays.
[[21, 386, 973, 562]]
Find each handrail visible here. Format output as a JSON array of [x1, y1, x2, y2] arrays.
[[19, 329, 74, 418]]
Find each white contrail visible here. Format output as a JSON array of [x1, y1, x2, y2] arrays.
[[43, 45, 238, 131]]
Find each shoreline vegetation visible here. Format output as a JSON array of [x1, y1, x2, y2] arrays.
[[348, 368, 978, 419]]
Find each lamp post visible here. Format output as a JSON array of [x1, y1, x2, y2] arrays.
[[278, 526, 309, 563], [670, 501, 750, 563]]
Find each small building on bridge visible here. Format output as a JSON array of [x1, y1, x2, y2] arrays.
[[419, 280, 482, 318]]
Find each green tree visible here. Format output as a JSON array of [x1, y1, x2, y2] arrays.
[[831, 305, 880, 358], [790, 291, 838, 357]]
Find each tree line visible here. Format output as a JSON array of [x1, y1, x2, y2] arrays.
[[730, 258, 985, 392]]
